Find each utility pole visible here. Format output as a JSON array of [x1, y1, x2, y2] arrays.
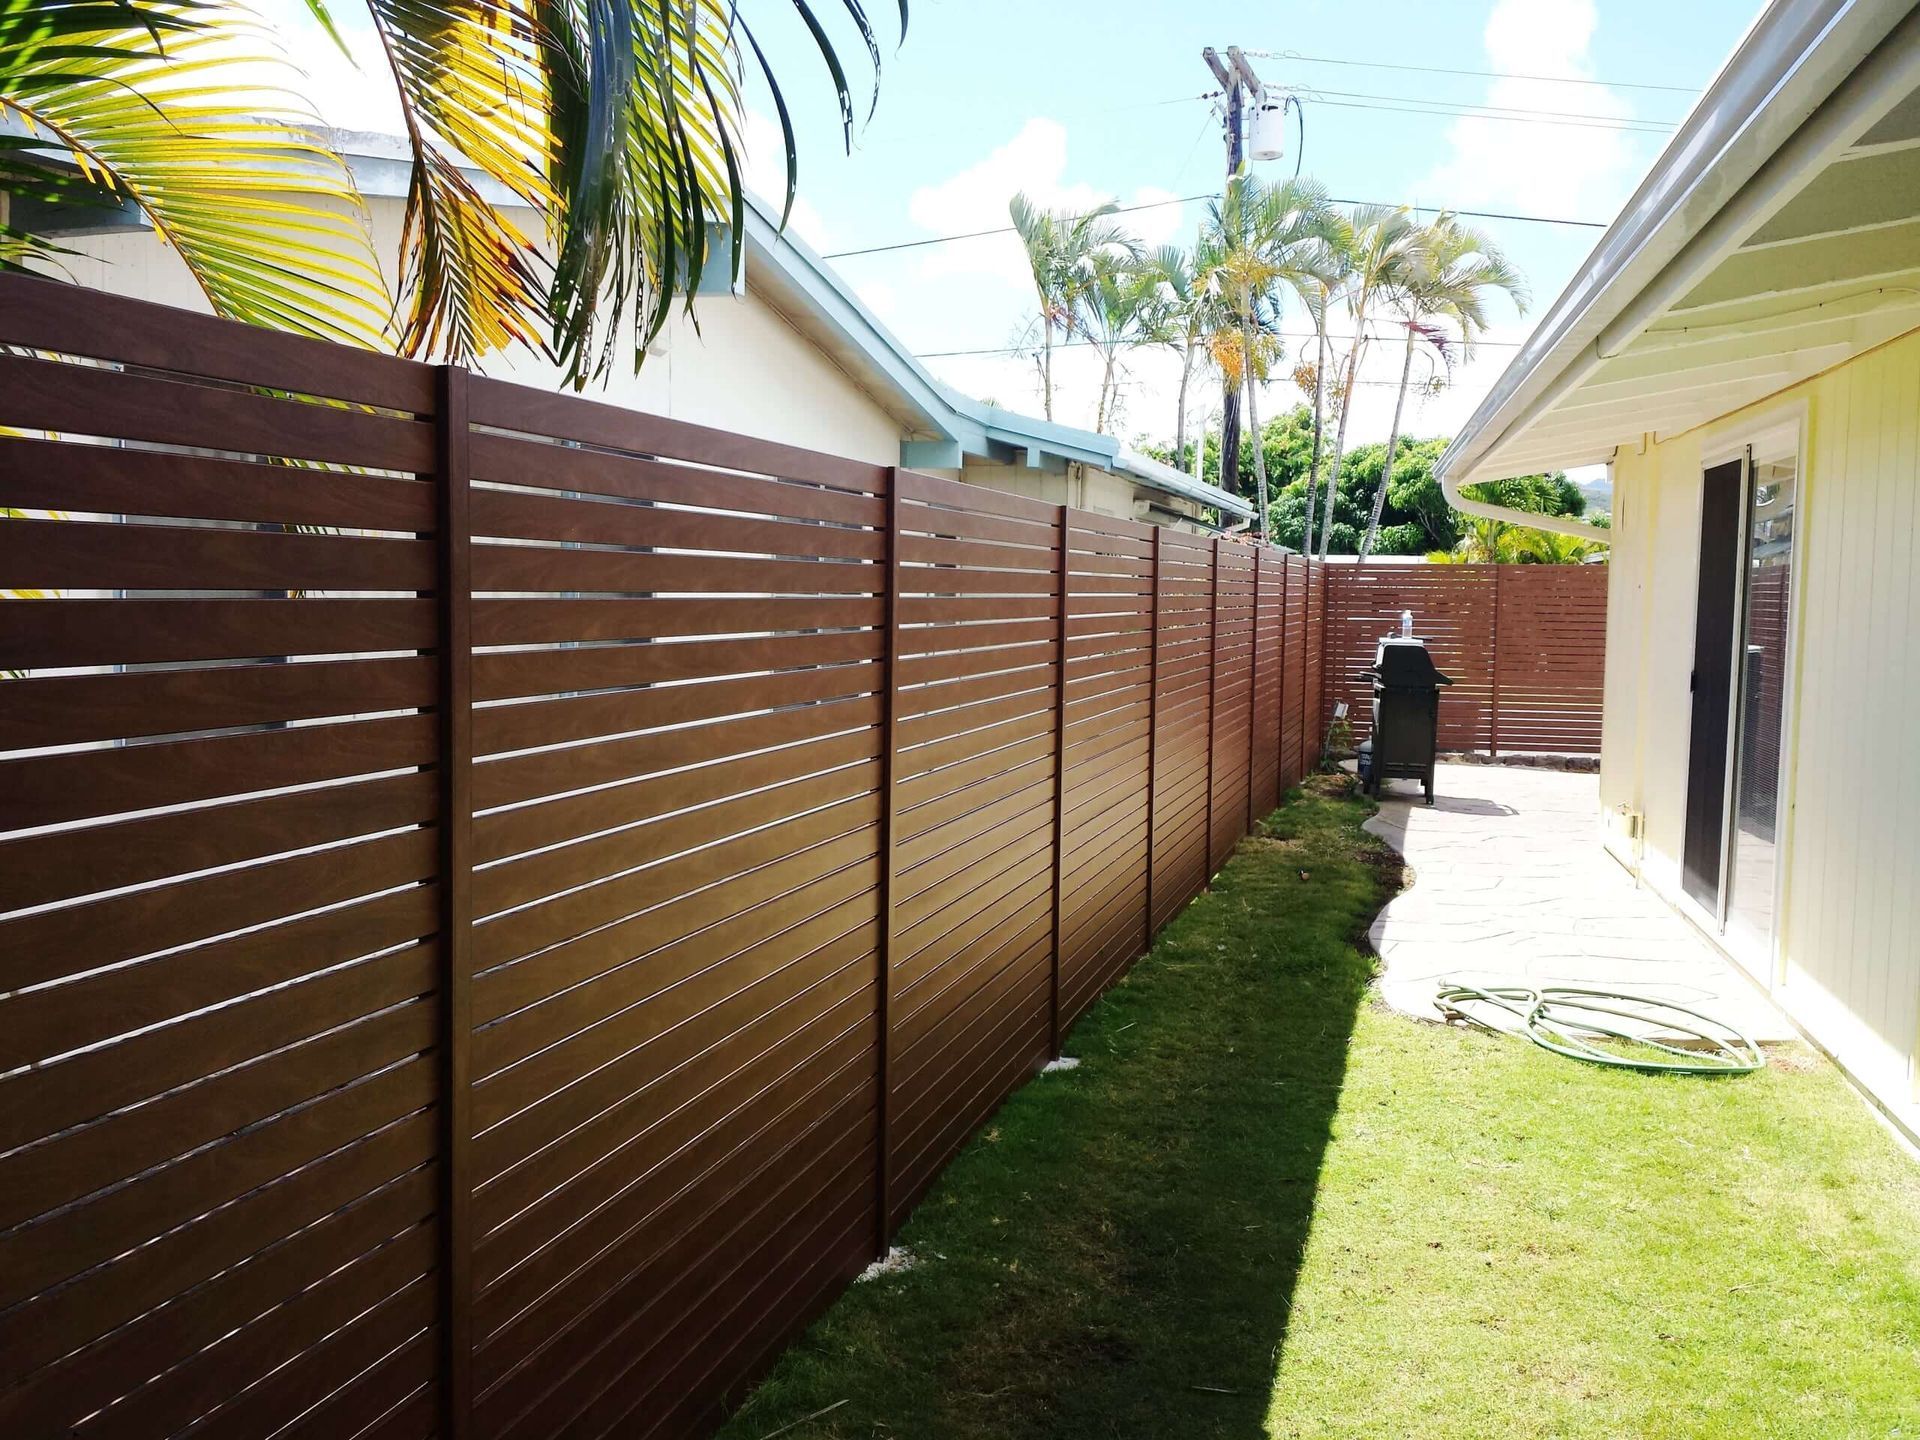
[[1203, 46, 1266, 521]]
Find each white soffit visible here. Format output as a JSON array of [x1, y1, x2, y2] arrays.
[[1447, 1, 1920, 484]]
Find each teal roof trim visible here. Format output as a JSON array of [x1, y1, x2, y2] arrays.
[[322, 136, 1250, 518], [742, 196, 1252, 519]]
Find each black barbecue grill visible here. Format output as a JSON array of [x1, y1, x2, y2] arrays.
[[1358, 636, 1452, 804]]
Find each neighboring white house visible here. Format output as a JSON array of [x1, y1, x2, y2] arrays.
[[1438, 0, 1920, 1141], [36, 129, 1250, 534]]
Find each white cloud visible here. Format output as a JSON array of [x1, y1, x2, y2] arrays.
[[899, 119, 1204, 432], [1420, 0, 1651, 219], [907, 119, 1190, 287]]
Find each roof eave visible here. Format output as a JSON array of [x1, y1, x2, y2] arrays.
[[1436, 0, 1913, 489]]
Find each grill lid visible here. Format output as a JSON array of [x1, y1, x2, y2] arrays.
[[1367, 636, 1453, 688]]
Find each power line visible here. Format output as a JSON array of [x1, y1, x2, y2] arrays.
[[822, 193, 1216, 260], [1303, 94, 1673, 135], [1244, 48, 1702, 96], [821, 194, 1604, 261], [1293, 85, 1679, 132], [913, 336, 1528, 360], [1147, 83, 1680, 136]]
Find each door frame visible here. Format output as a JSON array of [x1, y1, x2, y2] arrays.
[[1679, 448, 1749, 930], [1695, 400, 1810, 981]]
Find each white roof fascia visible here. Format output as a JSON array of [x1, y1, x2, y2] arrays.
[[1113, 446, 1255, 520]]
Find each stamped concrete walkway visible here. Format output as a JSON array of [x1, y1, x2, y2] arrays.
[[1363, 762, 1795, 1041]]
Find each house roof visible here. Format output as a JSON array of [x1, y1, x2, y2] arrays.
[[736, 195, 1253, 520], [325, 131, 1254, 521], [1436, 0, 1920, 488]]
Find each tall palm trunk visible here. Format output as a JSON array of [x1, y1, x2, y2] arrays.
[[1301, 316, 1327, 554], [1041, 326, 1054, 420], [1096, 346, 1119, 433], [1241, 315, 1269, 540], [1173, 340, 1195, 472], [1317, 335, 1364, 559], [1220, 387, 1241, 495], [1358, 323, 1418, 562]]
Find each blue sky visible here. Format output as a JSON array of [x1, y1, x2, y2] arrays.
[[263, 0, 1763, 452]]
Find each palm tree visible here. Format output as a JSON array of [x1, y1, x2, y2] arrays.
[[1149, 237, 1226, 473], [1507, 528, 1603, 564], [1427, 517, 1598, 565], [1079, 248, 1165, 433], [1295, 218, 1355, 562], [1207, 175, 1332, 540], [1358, 216, 1527, 561], [1428, 516, 1515, 564], [1009, 193, 1135, 421], [1314, 204, 1423, 559], [1, 0, 901, 383]]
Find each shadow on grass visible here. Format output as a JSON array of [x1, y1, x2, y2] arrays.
[[718, 778, 1402, 1440]]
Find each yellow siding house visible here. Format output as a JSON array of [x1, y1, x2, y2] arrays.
[[1438, 0, 1920, 1141]]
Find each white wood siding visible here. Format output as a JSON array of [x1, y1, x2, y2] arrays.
[[1605, 327, 1920, 1138]]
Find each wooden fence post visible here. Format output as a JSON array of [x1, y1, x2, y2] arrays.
[[875, 469, 903, 1257], [1206, 537, 1221, 873], [1274, 552, 1289, 788], [1489, 564, 1504, 756], [434, 365, 474, 1440], [1145, 529, 1162, 938], [1049, 504, 1069, 1059], [1300, 556, 1314, 780], [1249, 545, 1262, 832]]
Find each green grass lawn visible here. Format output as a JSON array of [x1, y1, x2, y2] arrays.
[[719, 781, 1920, 1440]]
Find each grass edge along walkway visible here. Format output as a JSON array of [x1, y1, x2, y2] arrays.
[[719, 780, 1920, 1440]]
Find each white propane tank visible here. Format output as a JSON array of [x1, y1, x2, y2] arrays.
[[1247, 99, 1288, 163]]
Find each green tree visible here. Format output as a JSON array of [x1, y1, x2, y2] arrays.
[[1358, 215, 1528, 560], [1258, 431, 1586, 558], [2, 0, 903, 381], [1274, 439, 1439, 556], [1426, 516, 1517, 563], [1180, 403, 1321, 503]]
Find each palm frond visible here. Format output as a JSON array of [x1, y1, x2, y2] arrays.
[[350, 0, 553, 365], [542, 1, 900, 386], [0, 0, 391, 347]]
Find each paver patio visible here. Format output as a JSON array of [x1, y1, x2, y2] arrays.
[[1362, 762, 1796, 1043]]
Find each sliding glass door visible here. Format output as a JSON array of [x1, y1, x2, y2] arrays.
[[1724, 448, 1797, 961]]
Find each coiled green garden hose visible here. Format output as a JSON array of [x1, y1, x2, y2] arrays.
[[1435, 983, 1765, 1075]]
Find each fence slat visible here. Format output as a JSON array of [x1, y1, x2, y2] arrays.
[[436, 365, 475, 1440], [876, 470, 903, 1258]]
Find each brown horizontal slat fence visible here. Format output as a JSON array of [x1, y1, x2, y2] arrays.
[[1, 276, 1603, 1440], [1319, 562, 1607, 756], [0, 275, 1331, 1440], [1491, 565, 1609, 754]]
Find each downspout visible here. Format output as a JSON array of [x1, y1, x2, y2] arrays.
[[1441, 469, 1616, 544]]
